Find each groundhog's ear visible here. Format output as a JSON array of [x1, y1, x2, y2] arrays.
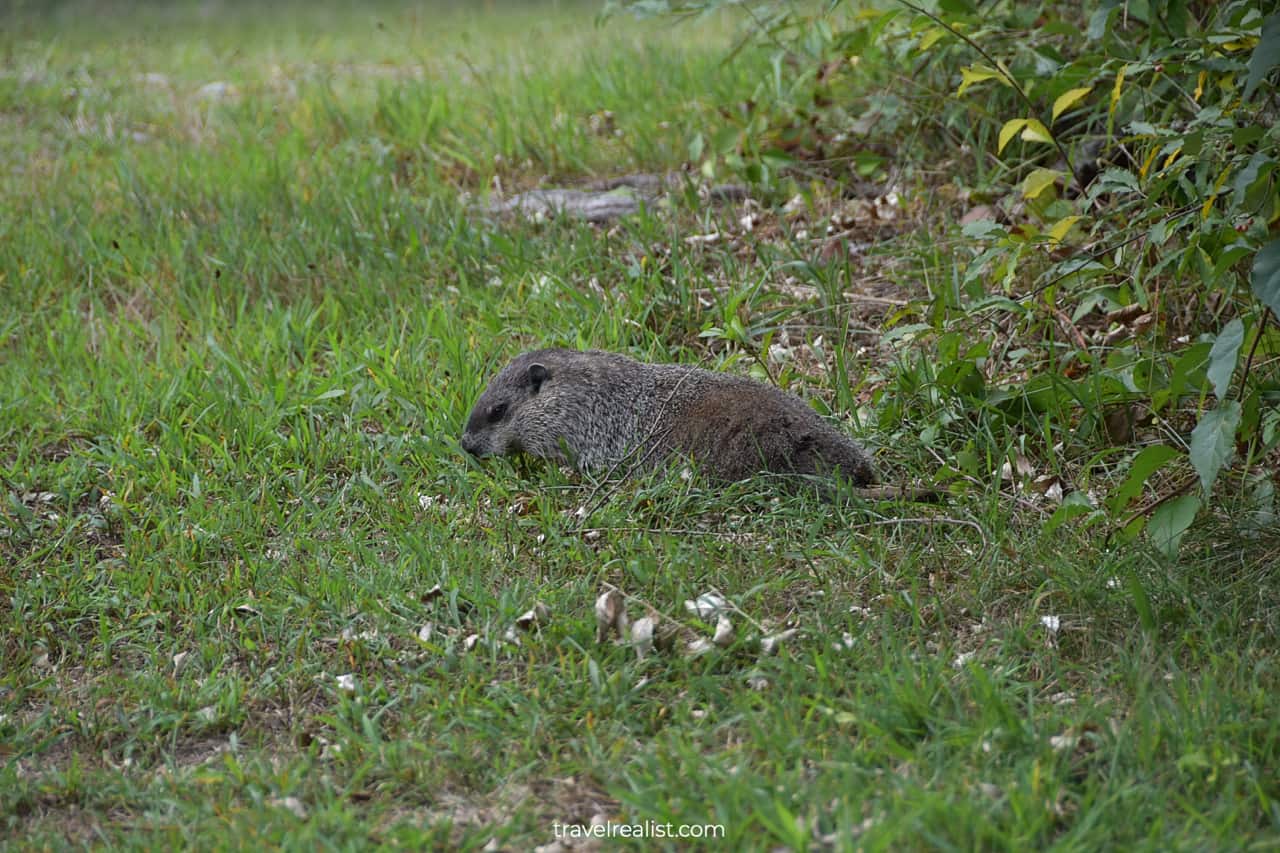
[[527, 362, 549, 393]]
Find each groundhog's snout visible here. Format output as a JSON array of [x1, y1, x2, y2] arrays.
[[460, 432, 482, 456]]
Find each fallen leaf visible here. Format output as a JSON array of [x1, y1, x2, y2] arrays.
[[684, 591, 729, 621], [760, 628, 799, 656], [712, 615, 735, 648], [960, 204, 999, 225], [270, 796, 308, 819], [1050, 732, 1078, 751], [515, 601, 551, 631], [631, 617, 656, 660], [686, 637, 715, 656], [595, 589, 628, 643]]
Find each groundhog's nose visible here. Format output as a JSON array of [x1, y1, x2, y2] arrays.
[[460, 433, 480, 456]]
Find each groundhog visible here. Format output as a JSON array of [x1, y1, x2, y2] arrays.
[[460, 348, 878, 489]]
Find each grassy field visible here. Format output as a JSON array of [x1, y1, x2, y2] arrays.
[[2, 0, 1277, 848]]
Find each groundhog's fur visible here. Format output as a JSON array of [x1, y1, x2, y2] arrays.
[[460, 348, 876, 487]]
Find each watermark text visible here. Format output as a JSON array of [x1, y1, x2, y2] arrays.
[[552, 820, 725, 840]]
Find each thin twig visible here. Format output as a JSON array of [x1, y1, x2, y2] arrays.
[[1237, 308, 1274, 404], [1049, 304, 1090, 351], [844, 515, 991, 563], [579, 525, 761, 542], [1119, 473, 1199, 532]]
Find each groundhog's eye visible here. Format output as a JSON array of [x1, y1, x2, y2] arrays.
[[487, 403, 508, 424]]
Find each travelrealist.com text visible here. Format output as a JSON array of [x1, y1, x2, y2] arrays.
[[551, 821, 726, 840]]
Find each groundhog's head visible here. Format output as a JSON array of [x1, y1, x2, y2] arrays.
[[460, 352, 557, 460]]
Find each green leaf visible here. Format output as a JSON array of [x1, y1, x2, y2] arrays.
[[1245, 13, 1280, 100], [1022, 168, 1063, 200], [967, 295, 1031, 315], [1109, 445, 1180, 513], [1232, 153, 1273, 209], [961, 219, 1006, 239], [853, 151, 885, 177], [1207, 318, 1245, 400], [688, 132, 704, 162], [1251, 238, 1280, 318], [1124, 570, 1156, 632], [1052, 86, 1093, 121], [1127, 120, 1163, 136], [1213, 244, 1257, 280], [998, 118, 1029, 154], [1189, 401, 1242, 493], [1087, 2, 1119, 40], [1091, 167, 1140, 196], [1045, 492, 1097, 534], [1149, 494, 1201, 559], [918, 27, 948, 51]]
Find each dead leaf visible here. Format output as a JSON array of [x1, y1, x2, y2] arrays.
[[631, 617, 656, 660], [684, 232, 721, 245], [712, 615, 735, 648], [686, 637, 715, 656], [684, 591, 729, 621], [595, 589, 628, 643], [515, 601, 551, 631], [960, 204, 1000, 225], [270, 796, 308, 819], [760, 628, 799, 656]]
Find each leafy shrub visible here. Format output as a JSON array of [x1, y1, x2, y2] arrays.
[[608, 0, 1280, 555]]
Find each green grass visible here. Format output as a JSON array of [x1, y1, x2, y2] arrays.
[[2, 0, 1278, 849]]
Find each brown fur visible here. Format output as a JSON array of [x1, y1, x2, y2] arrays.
[[460, 348, 877, 488]]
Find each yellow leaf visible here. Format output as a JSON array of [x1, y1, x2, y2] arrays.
[[919, 27, 947, 51], [1162, 146, 1183, 171], [1110, 65, 1127, 118], [958, 65, 1007, 97], [1020, 119, 1054, 145], [1047, 215, 1082, 245], [998, 119, 1030, 154], [1139, 146, 1160, 179], [1200, 166, 1233, 220], [1193, 70, 1206, 102], [1220, 37, 1258, 52], [1023, 168, 1064, 200], [1052, 87, 1092, 121]]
